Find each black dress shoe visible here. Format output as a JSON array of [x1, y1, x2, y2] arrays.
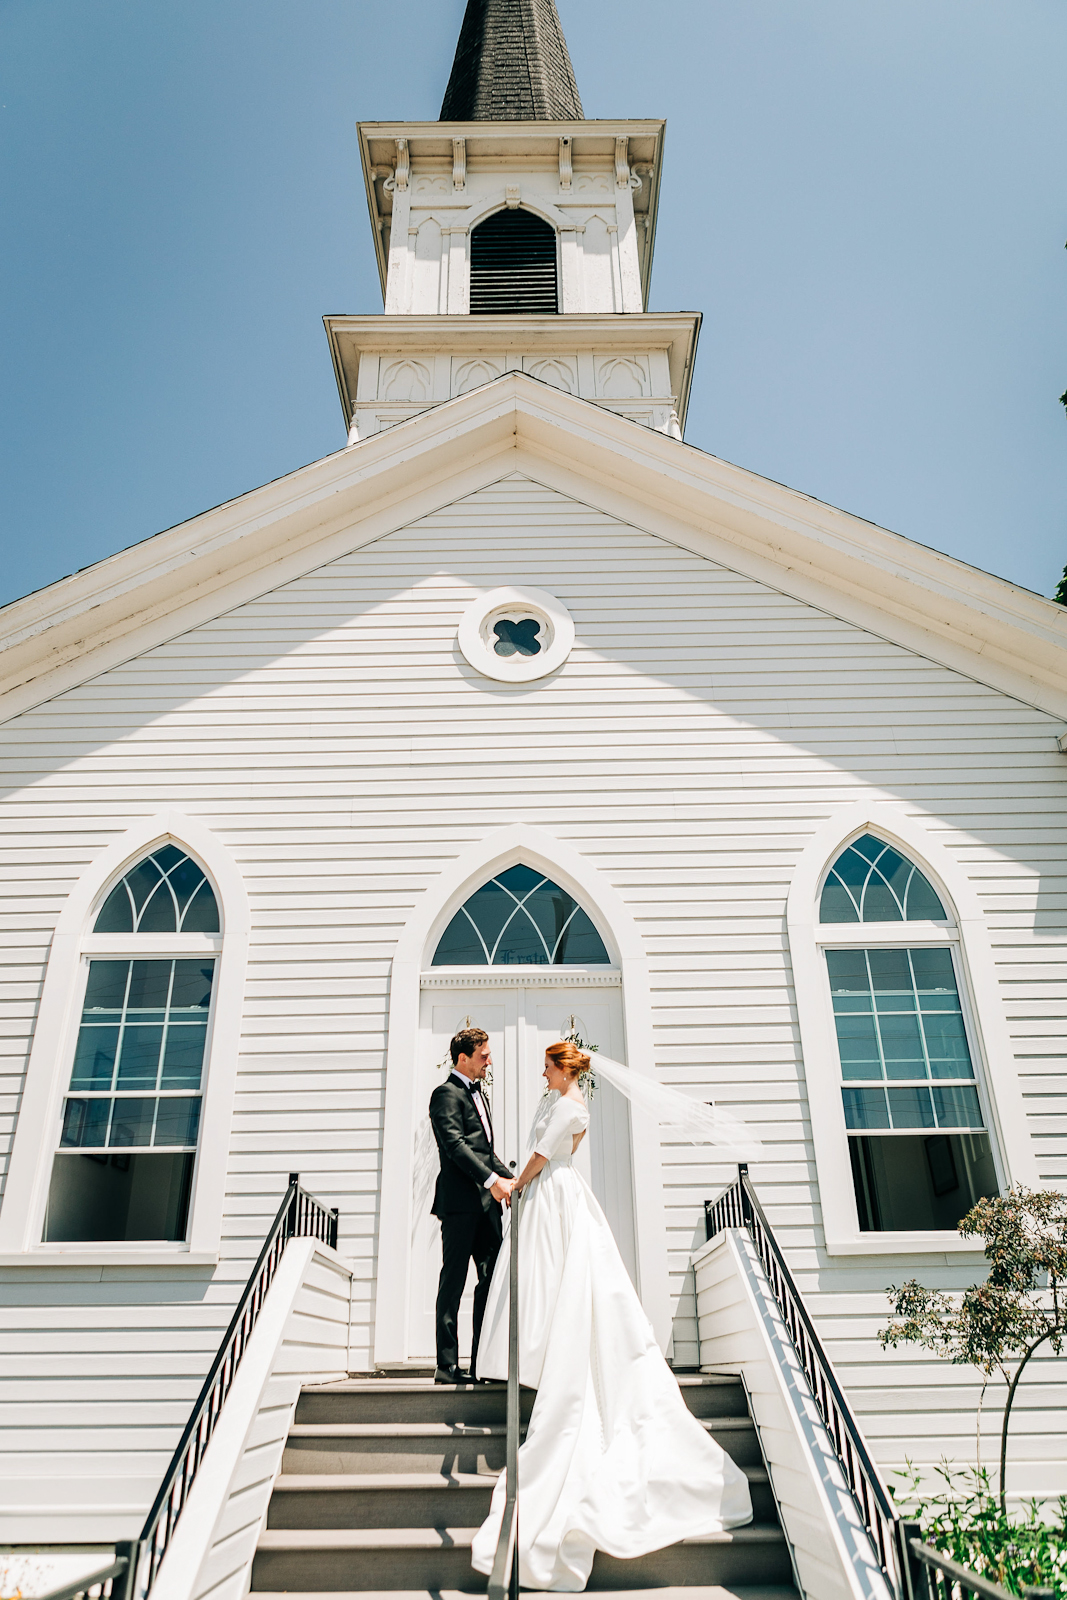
[[434, 1365, 471, 1384]]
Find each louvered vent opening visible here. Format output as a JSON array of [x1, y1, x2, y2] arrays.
[[469, 209, 558, 315]]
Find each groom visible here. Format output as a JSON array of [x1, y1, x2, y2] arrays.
[[428, 1027, 514, 1384]]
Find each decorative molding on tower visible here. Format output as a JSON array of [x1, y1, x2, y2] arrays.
[[323, 312, 699, 445], [359, 120, 665, 315], [440, 0, 584, 122]]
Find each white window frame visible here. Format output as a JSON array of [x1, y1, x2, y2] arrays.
[[0, 812, 249, 1266], [787, 801, 1038, 1256]]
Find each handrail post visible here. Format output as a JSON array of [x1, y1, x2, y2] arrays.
[[112, 1540, 142, 1600], [737, 1162, 752, 1229], [897, 1519, 924, 1600], [286, 1172, 299, 1239], [329, 1207, 340, 1250]]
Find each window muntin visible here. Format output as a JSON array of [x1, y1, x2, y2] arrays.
[[819, 833, 1000, 1233], [432, 864, 610, 966], [94, 844, 219, 934], [43, 847, 219, 1246], [828, 947, 982, 1133], [820, 832, 947, 923]]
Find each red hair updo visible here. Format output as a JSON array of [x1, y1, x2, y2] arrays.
[[545, 1040, 591, 1076]]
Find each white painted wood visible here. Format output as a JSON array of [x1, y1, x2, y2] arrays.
[[694, 1228, 895, 1600], [332, 313, 696, 443], [148, 1238, 352, 1600], [407, 979, 634, 1362], [358, 122, 666, 313], [2, 379, 1066, 728], [0, 811, 250, 1262], [785, 801, 1039, 1255], [0, 471, 1063, 1537], [375, 821, 670, 1366]]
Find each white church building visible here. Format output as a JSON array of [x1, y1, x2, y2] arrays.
[[1, 2, 1065, 1595]]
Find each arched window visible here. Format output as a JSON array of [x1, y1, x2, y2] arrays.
[[819, 833, 999, 1233], [469, 209, 558, 315], [43, 846, 220, 1245], [820, 833, 947, 923], [93, 843, 219, 934], [432, 864, 610, 966]]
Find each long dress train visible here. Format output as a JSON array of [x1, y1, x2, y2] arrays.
[[469, 1092, 752, 1593]]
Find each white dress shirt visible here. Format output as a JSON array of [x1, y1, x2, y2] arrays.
[[450, 1069, 500, 1190]]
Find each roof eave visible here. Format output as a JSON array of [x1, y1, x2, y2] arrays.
[[2, 373, 1065, 725]]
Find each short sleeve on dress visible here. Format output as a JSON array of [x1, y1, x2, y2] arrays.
[[533, 1097, 589, 1160]]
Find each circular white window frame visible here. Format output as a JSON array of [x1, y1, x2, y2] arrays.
[[458, 586, 575, 683]]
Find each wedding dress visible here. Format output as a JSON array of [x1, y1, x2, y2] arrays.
[[470, 1091, 753, 1592]]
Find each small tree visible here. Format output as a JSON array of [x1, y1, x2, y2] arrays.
[[881, 1186, 1067, 1511], [1054, 565, 1067, 607]]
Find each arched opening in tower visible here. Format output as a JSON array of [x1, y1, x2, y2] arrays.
[[469, 208, 558, 315]]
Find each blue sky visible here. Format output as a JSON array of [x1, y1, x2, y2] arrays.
[[1, 0, 1064, 609]]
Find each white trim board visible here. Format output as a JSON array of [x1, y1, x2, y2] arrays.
[[694, 1226, 896, 1600], [0, 811, 250, 1263], [374, 821, 671, 1364], [785, 799, 1039, 1256], [1, 376, 1066, 726]]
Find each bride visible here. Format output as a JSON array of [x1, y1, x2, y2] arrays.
[[470, 1041, 753, 1593]]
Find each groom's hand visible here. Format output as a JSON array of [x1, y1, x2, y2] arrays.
[[489, 1177, 513, 1205]]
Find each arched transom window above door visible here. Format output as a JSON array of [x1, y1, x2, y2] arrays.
[[432, 865, 611, 966]]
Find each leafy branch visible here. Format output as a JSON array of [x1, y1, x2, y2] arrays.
[[881, 1186, 1067, 1512]]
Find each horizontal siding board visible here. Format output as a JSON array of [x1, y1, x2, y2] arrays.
[[0, 471, 1063, 1533]]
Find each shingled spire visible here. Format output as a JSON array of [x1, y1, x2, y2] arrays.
[[441, 0, 583, 121]]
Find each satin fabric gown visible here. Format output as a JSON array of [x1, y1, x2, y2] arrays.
[[470, 1092, 753, 1593]]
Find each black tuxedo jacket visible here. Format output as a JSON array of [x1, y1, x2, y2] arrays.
[[429, 1076, 511, 1217]]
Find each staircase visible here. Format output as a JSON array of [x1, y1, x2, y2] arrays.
[[251, 1373, 799, 1599]]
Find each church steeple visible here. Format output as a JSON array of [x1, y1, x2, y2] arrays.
[[326, 10, 700, 449], [440, 0, 583, 122]]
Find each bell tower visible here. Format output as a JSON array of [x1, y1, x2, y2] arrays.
[[324, 0, 699, 443]]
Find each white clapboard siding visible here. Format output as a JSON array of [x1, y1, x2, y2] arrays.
[[149, 1239, 352, 1600], [695, 1227, 895, 1600], [0, 471, 1064, 1535]]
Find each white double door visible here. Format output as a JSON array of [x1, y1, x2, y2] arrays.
[[409, 978, 636, 1363]]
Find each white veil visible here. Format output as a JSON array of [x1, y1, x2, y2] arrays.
[[588, 1054, 763, 1160]]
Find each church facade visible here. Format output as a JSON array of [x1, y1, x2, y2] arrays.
[[1, 0, 1066, 1550]]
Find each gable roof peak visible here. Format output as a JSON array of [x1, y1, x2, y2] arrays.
[[440, 0, 584, 121]]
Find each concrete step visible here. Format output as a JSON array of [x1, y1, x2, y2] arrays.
[[674, 1376, 750, 1421], [295, 1377, 745, 1426], [251, 1524, 794, 1593], [255, 1373, 792, 1594], [252, 1588, 801, 1600], [266, 1467, 777, 1529], [282, 1416, 761, 1476], [282, 1421, 522, 1477], [296, 1381, 536, 1427]]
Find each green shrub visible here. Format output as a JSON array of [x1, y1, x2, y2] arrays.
[[895, 1460, 1067, 1598]]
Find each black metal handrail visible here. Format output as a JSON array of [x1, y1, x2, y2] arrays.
[[488, 1188, 521, 1600], [907, 1534, 1053, 1600], [31, 1544, 139, 1600], [706, 1164, 914, 1595], [124, 1173, 339, 1599]]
